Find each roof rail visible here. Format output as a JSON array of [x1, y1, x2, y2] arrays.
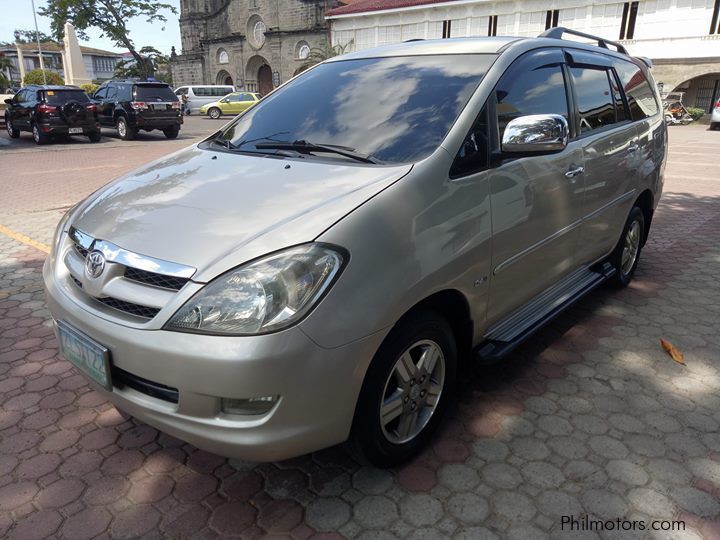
[[539, 27, 628, 55]]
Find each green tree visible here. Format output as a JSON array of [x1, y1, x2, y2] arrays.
[[0, 55, 13, 88], [13, 29, 56, 44], [80, 82, 99, 94], [298, 40, 354, 73], [113, 46, 171, 83], [23, 69, 65, 85], [39, 0, 176, 79]]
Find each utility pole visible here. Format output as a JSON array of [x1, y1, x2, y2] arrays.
[[30, 0, 47, 84]]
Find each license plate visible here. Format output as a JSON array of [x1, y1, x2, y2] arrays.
[[57, 321, 111, 390], [68, 127, 83, 134], [152, 104, 167, 111]]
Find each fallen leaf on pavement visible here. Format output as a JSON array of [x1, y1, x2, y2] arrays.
[[660, 338, 685, 365]]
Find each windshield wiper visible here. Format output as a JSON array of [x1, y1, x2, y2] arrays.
[[255, 140, 380, 164]]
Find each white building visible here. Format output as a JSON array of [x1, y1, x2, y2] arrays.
[[0, 42, 123, 86], [326, 0, 720, 112]]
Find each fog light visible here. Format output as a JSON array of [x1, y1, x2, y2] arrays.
[[222, 395, 279, 415]]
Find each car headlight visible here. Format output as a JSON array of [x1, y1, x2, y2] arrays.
[[52, 204, 77, 254], [165, 244, 346, 335]]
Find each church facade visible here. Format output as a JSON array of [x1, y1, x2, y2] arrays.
[[172, 0, 338, 94]]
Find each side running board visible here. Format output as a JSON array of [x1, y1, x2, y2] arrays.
[[475, 262, 615, 363]]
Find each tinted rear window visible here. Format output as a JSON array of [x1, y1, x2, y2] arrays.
[[613, 60, 659, 120], [215, 54, 495, 164], [134, 85, 177, 102], [43, 90, 90, 105]]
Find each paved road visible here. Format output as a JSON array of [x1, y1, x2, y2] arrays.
[[0, 124, 719, 539]]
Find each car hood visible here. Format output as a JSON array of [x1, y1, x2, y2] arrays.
[[71, 145, 412, 281]]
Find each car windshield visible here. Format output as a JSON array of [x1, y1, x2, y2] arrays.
[[43, 90, 90, 105], [135, 85, 177, 102], [213, 54, 496, 164]]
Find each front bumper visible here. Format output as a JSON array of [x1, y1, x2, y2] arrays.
[[43, 258, 384, 462]]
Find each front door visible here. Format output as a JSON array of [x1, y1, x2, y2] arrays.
[[486, 49, 585, 326], [258, 64, 273, 96]]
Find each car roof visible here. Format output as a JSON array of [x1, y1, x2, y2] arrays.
[[326, 35, 639, 65], [327, 37, 522, 61], [24, 85, 81, 91]]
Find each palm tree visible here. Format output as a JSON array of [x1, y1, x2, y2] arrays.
[[0, 56, 14, 89], [297, 40, 354, 74]]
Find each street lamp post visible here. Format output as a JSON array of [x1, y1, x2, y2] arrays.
[[30, 0, 47, 84]]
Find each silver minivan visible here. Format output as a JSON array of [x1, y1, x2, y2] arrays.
[[44, 28, 666, 466], [174, 85, 235, 113]]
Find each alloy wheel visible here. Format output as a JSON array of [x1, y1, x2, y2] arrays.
[[32, 125, 40, 142], [117, 119, 126, 138], [380, 339, 445, 444], [6, 120, 12, 136], [621, 219, 641, 275]]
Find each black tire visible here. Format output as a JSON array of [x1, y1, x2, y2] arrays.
[[32, 123, 49, 145], [610, 206, 645, 287], [5, 117, 20, 138], [163, 126, 180, 139], [711, 122, 720, 131], [208, 107, 222, 119], [88, 131, 102, 143], [116, 116, 136, 140], [349, 308, 457, 467]]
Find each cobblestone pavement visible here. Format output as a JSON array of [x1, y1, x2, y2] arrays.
[[1, 126, 719, 539]]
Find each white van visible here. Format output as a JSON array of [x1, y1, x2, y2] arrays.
[[174, 85, 235, 114]]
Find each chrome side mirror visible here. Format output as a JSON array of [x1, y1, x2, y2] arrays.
[[502, 114, 568, 153]]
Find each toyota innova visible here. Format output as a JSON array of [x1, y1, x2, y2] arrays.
[[44, 28, 666, 466]]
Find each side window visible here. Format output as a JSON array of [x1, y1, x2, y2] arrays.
[[613, 59, 659, 120], [495, 56, 569, 142], [94, 87, 108, 100], [241, 93, 254, 101], [106, 86, 117, 100], [14, 90, 27, 103], [450, 106, 489, 178], [569, 67, 617, 133], [175, 87, 187, 96]]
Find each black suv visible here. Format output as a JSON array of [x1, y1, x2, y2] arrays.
[[92, 80, 182, 140], [4, 85, 102, 145]]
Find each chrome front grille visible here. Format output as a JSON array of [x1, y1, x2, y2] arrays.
[[64, 227, 196, 322], [124, 267, 189, 291]]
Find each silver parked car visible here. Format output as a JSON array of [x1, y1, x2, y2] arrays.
[[44, 28, 667, 466]]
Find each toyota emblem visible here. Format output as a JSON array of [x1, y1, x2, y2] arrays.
[[85, 250, 106, 279]]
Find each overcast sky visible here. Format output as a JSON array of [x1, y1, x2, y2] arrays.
[[0, 0, 181, 55]]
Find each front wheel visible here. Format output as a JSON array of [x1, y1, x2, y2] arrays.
[[711, 122, 720, 131], [610, 206, 645, 287], [208, 107, 221, 119], [6, 117, 20, 138], [349, 309, 457, 467]]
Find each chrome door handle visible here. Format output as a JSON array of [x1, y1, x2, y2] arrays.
[[565, 166, 585, 178], [627, 143, 639, 153]]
